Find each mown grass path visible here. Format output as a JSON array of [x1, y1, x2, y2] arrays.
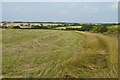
[[2, 29, 118, 78]]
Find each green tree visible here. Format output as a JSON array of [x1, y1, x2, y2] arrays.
[[79, 24, 93, 31], [97, 26, 108, 33], [92, 26, 108, 33]]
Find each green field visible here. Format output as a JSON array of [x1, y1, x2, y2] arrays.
[[2, 29, 118, 78]]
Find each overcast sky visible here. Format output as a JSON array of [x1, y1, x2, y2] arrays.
[[2, 2, 118, 23]]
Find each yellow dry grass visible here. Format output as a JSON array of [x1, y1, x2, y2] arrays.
[[56, 31, 118, 78], [2, 29, 118, 78]]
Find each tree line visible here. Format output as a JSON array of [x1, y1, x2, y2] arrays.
[[0, 23, 119, 34]]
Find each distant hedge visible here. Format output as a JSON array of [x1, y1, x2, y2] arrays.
[[12, 26, 20, 29], [31, 26, 50, 29], [0, 26, 8, 28], [65, 28, 80, 30]]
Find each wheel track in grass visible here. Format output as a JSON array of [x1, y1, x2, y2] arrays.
[[54, 31, 117, 78], [61, 31, 118, 78]]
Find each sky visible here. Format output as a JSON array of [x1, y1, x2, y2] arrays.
[[1, 0, 119, 2], [2, 2, 118, 23]]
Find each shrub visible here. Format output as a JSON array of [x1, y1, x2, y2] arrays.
[[97, 26, 108, 33], [92, 26, 108, 33], [72, 23, 81, 26], [1, 26, 8, 28], [31, 26, 41, 29], [31, 26, 50, 29], [79, 24, 93, 31], [65, 28, 80, 30], [12, 26, 20, 29]]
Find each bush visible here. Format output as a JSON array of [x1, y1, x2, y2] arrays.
[[91, 26, 99, 33], [91, 26, 108, 33], [79, 24, 93, 31], [1, 26, 8, 28], [65, 28, 80, 30], [31, 26, 41, 29], [31, 26, 50, 29], [72, 23, 81, 26], [97, 26, 108, 33], [12, 26, 20, 29]]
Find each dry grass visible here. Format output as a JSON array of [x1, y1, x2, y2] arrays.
[[0, 29, 2, 78], [2, 29, 118, 78], [56, 31, 118, 78], [2, 29, 81, 78], [55, 31, 118, 78]]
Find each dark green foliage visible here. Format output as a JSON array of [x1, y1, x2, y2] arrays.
[[118, 27, 120, 34], [93, 26, 108, 33], [12, 26, 20, 29], [79, 24, 93, 31], [31, 26, 49, 29], [3, 23, 7, 26], [65, 28, 80, 30], [31, 26, 41, 29], [0, 26, 8, 28], [98, 26, 108, 33], [49, 25, 57, 29], [72, 23, 81, 26], [20, 24, 23, 26], [79, 24, 109, 33]]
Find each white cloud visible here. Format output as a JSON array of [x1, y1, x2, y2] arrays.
[[111, 3, 118, 9]]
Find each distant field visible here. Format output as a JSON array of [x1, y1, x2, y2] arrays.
[[43, 23, 62, 26], [2, 29, 118, 78], [67, 26, 82, 28]]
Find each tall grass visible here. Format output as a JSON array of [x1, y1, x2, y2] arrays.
[[95, 34, 118, 77], [56, 31, 118, 78]]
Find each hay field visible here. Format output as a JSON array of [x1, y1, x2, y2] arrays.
[[2, 29, 118, 78]]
